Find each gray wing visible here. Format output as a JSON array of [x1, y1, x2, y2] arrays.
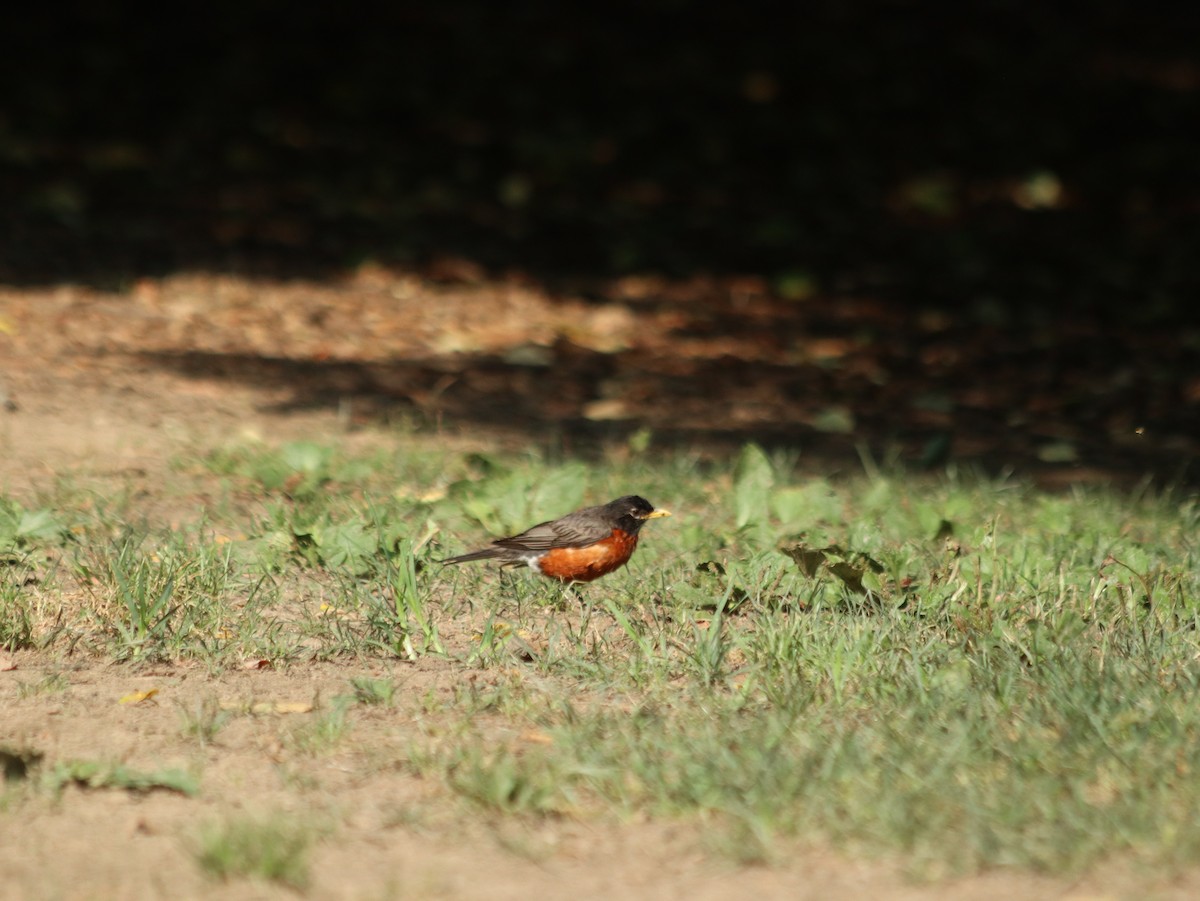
[[492, 506, 613, 552]]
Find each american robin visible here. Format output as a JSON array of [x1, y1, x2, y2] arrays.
[[441, 495, 671, 583]]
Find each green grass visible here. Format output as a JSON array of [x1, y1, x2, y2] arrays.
[[5, 433, 1200, 875], [177, 695, 233, 746], [45, 760, 199, 796], [348, 676, 396, 706], [15, 672, 69, 699], [286, 697, 353, 755], [193, 813, 314, 889]]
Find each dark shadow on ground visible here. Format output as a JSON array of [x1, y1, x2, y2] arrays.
[[139, 325, 1195, 487], [3, 2, 1198, 481]]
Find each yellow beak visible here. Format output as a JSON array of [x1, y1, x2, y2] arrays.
[[643, 509, 671, 519]]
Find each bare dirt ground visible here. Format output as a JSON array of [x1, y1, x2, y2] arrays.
[[2, 274, 1198, 899]]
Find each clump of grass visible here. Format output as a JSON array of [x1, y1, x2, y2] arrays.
[[15, 672, 69, 699], [0, 559, 41, 651], [349, 676, 396, 706], [74, 529, 240, 662], [177, 696, 232, 745], [286, 698, 352, 755], [350, 539, 443, 659], [194, 813, 314, 889], [45, 760, 198, 796], [444, 745, 565, 815], [0, 592, 34, 651]]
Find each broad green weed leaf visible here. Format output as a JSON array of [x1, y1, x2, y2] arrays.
[[770, 482, 841, 529], [531, 463, 588, 519], [0, 499, 65, 552], [310, 520, 377, 573], [16, 508, 62, 542], [280, 441, 332, 476], [733, 444, 773, 530]]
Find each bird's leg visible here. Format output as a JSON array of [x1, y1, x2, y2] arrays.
[[559, 580, 587, 610], [577, 593, 596, 642]]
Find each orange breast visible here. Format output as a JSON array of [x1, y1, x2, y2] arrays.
[[537, 529, 639, 583]]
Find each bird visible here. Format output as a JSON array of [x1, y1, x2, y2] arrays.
[[440, 495, 671, 583]]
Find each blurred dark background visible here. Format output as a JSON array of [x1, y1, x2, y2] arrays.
[[2, 1, 1198, 478], [3, 1, 1197, 314]]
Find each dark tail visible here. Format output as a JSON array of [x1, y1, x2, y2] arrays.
[[439, 547, 503, 566]]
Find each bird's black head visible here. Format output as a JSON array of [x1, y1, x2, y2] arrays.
[[607, 495, 671, 532]]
